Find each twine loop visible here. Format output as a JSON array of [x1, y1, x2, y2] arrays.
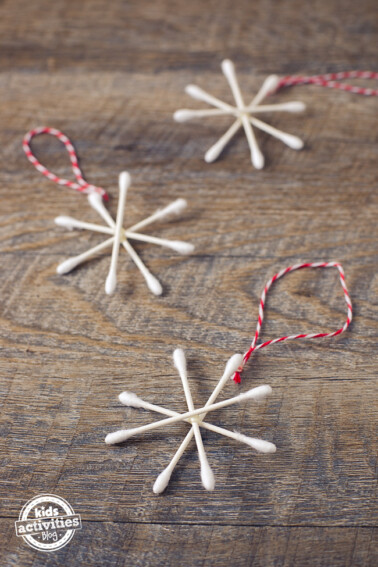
[[23, 127, 108, 200]]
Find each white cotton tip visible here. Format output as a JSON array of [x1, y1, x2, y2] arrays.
[[221, 59, 235, 78], [105, 270, 117, 295], [160, 198, 188, 219], [252, 149, 265, 170], [204, 145, 221, 163], [119, 391, 143, 408], [54, 216, 76, 230], [185, 84, 205, 101], [263, 74, 280, 94], [119, 170, 131, 192], [88, 191, 103, 210], [238, 434, 276, 453], [284, 101, 306, 113], [145, 273, 163, 296], [243, 385, 273, 401], [173, 109, 195, 122], [201, 461, 215, 491], [56, 258, 79, 275], [168, 241, 195, 255], [172, 198, 188, 214], [153, 467, 172, 494], [224, 353, 244, 379], [105, 430, 132, 445], [173, 348, 187, 375], [281, 133, 304, 150]]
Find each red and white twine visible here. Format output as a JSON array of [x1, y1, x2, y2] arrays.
[[23, 126, 108, 200], [276, 70, 378, 96], [233, 262, 352, 382]]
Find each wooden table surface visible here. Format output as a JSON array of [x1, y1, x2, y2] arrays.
[[0, 0, 377, 565]]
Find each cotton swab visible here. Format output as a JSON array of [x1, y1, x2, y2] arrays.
[[88, 192, 116, 227], [56, 237, 114, 274], [57, 212, 193, 254], [247, 101, 306, 113], [174, 108, 236, 122], [55, 216, 113, 235], [204, 120, 243, 163], [128, 199, 188, 233], [125, 232, 194, 255], [122, 238, 163, 296], [173, 349, 215, 490], [250, 116, 304, 149], [105, 171, 130, 294], [185, 85, 234, 112], [250, 74, 281, 107], [221, 59, 264, 169], [174, 103, 305, 122], [118, 391, 276, 454]]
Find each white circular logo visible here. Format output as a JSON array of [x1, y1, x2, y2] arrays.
[[15, 494, 82, 552]]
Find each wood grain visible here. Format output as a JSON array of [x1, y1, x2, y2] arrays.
[[0, 0, 377, 565]]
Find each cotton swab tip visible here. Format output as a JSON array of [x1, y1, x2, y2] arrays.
[[54, 216, 76, 230], [170, 198, 188, 214], [185, 84, 205, 100], [159, 198, 188, 220], [146, 273, 163, 296], [252, 150, 264, 169], [119, 171, 131, 192], [56, 258, 78, 275], [173, 348, 187, 375], [283, 134, 304, 150], [119, 391, 143, 408], [88, 191, 103, 209], [225, 353, 244, 379], [201, 461, 215, 491], [285, 101, 306, 113], [204, 146, 221, 163], [169, 241, 195, 255], [221, 59, 235, 77], [153, 468, 172, 494], [252, 439, 276, 453], [105, 270, 117, 295], [243, 384, 273, 401], [263, 74, 280, 94], [105, 430, 132, 445], [173, 109, 194, 122], [239, 434, 276, 453]]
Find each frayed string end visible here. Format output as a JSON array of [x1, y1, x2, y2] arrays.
[[233, 371, 241, 384]]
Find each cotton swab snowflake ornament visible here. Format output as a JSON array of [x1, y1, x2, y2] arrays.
[[106, 262, 352, 493], [174, 60, 378, 167], [106, 349, 275, 493], [55, 173, 193, 296], [23, 127, 194, 296], [174, 59, 306, 168]]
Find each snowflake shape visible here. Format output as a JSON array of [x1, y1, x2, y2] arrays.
[[55, 172, 194, 295], [174, 59, 306, 168], [105, 349, 275, 493]]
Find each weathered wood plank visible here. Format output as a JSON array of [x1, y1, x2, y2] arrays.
[[1, 520, 377, 567], [0, 0, 377, 73]]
